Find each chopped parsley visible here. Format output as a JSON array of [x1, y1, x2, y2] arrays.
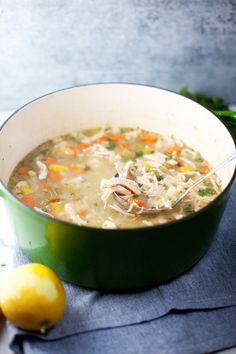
[[107, 142, 117, 150], [135, 151, 144, 158], [132, 194, 139, 199], [195, 157, 204, 163], [198, 188, 216, 197], [138, 183, 143, 188], [165, 153, 173, 160], [120, 127, 133, 133], [41, 206, 49, 212], [156, 174, 164, 181], [40, 148, 49, 155], [183, 204, 194, 214], [51, 188, 60, 196], [203, 179, 212, 187]]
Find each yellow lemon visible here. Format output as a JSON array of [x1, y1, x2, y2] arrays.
[[0, 263, 66, 333], [0, 304, 3, 319]]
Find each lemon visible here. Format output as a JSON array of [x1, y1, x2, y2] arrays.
[[0, 304, 3, 319], [0, 263, 66, 333]]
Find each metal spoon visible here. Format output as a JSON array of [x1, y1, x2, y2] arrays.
[[113, 151, 236, 215]]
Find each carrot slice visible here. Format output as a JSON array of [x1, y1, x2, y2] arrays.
[[166, 146, 181, 155], [200, 165, 210, 174], [48, 196, 61, 202], [109, 134, 122, 141], [139, 134, 158, 143], [67, 145, 79, 152], [69, 165, 86, 174], [94, 135, 109, 143], [44, 157, 55, 165], [48, 171, 62, 182], [77, 143, 90, 150], [18, 166, 29, 174], [78, 209, 88, 218], [66, 143, 90, 154], [118, 142, 129, 149], [127, 198, 145, 207], [20, 195, 36, 207]]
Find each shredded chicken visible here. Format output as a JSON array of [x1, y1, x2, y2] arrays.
[[36, 160, 48, 180], [9, 125, 221, 228], [115, 161, 132, 178], [16, 181, 28, 188], [143, 152, 166, 164], [28, 170, 36, 177], [101, 176, 140, 195], [64, 203, 87, 225]]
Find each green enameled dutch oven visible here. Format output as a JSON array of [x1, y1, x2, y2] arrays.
[[0, 84, 235, 290]]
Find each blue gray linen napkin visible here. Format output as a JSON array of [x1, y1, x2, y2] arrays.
[[8, 183, 236, 354]]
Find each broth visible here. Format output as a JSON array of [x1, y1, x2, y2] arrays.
[[8, 126, 221, 228]]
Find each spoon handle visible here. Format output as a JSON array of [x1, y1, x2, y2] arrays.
[[172, 151, 236, 207]]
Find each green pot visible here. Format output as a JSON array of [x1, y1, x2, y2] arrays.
[[0, 84, 235, 290]]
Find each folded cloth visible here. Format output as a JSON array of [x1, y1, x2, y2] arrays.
[[10, 306, 236, 354], [8, 183, 236, 354]]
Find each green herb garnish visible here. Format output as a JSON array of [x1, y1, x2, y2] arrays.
[[195, 157, 204, 163], [180, 87, 228, 111], [180, 87, 236, 136], [120, 127, 133, 133], [41, 206, 48, 212], [107, 142, 117, 150], [132, 194, 139, 199], [40, 148, 49, 155], [165, 153, 172, 160], [183, 204, 194, 214], [198, 187, 216, 197], [51, 188, 59, 196], [156, 174, 164, 181], [203, 179, 212, 187], [138, 183, 143, 188], [135, 151, 144, 158]]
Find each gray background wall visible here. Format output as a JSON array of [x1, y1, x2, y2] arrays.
[[0, 0, 236, 111]]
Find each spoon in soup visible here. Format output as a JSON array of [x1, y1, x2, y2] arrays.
[[113, 151, 236, 215]]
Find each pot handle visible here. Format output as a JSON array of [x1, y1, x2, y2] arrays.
[[213, 110, 236, 122], [213, 110, 236, 137]]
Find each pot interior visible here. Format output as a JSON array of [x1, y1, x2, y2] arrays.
[[0, 84, 235, 190]]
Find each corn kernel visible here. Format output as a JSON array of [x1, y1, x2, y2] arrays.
[[49, 164, 68, 172], [50, 203, 62, 211], [20, 186, 33, 195], [142, 162, 151, 171], [143, 147, 154, 154], [180, 166, 193, 173]]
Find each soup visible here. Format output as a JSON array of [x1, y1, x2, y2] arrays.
[[8, 127, 221, 228]]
